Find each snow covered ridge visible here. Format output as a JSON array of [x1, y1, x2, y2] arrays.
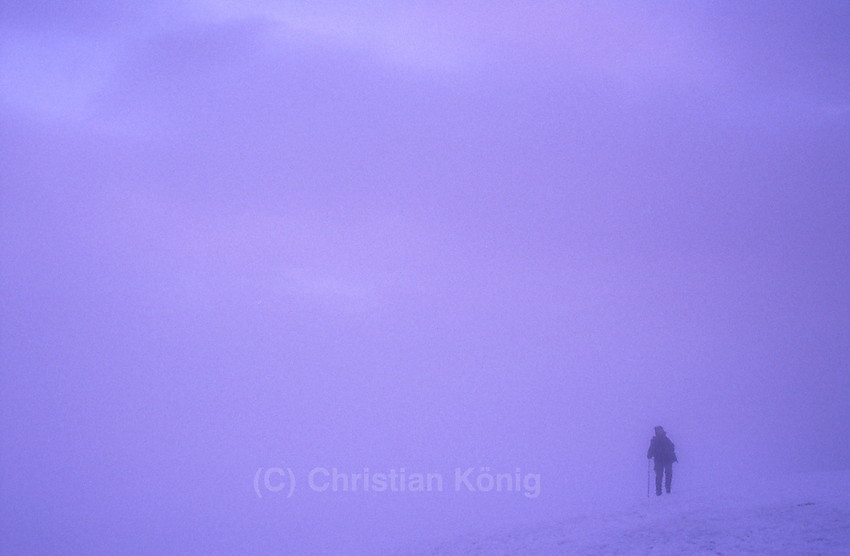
[[401, 471, 850, 555]]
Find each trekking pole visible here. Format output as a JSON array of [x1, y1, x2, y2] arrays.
[[647, 459, 650, 498]]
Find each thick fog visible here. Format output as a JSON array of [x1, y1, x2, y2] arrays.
[[2, 2, 849, 554]]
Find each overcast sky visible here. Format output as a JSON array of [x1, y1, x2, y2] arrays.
[[2, 1, 849, 554]]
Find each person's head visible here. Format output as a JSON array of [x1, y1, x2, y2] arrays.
[[654, 426, 665, 436]]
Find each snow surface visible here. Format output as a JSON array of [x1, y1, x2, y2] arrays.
[[397, 471, 850, 555]]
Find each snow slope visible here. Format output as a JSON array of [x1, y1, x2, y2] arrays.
[[401, 471, 850, 555]]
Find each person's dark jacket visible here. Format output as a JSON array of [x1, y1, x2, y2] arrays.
[[647, 434, 678, 464]]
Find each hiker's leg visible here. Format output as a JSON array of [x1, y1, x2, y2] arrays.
[[654, 463, 663, 495]]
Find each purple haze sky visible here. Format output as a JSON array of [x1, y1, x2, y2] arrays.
[[2, 1, 850, 554]]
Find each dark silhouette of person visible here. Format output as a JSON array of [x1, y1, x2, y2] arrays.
[[647, 426, 677, 495]]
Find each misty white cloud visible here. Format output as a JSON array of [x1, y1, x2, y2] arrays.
[[3, 0, 829, 135], [0, 30, 115, 122], [190, 0, 480, 74]]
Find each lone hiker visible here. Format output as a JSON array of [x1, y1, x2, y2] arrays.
[[647, 426, 677, 496]]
